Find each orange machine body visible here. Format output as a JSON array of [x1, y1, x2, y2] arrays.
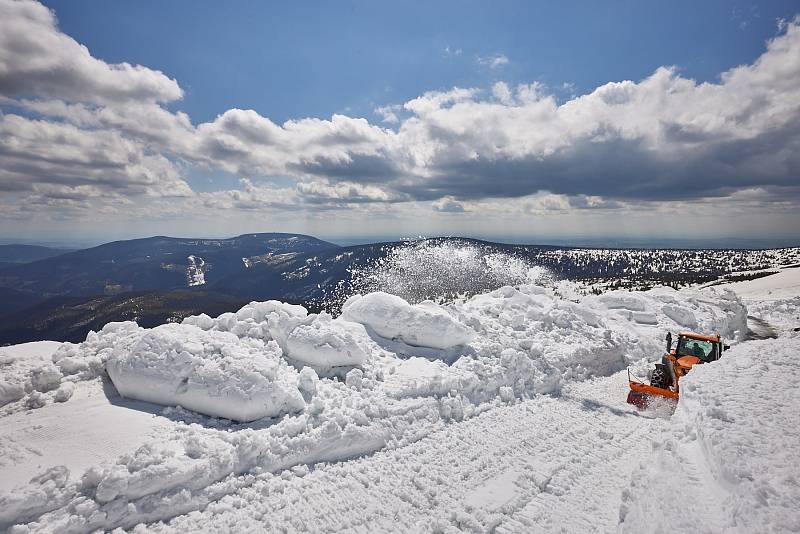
[[627, 332, 722, 408]]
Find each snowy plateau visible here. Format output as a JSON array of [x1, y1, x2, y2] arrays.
[[0, 266, 798, 533]]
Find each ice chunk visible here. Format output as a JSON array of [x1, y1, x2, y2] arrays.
[[0, 381, 25, 407], [30, 364, 62, 392], [53, 355, 90, 376], [26, 391, 47, 408], [297, 367, 319, 395], [106, 324, 304, 422], [345, 368, 363, 389], [341, 292, 475, 349], [53, 382, 75, 403], [499, 386, 514, 403]]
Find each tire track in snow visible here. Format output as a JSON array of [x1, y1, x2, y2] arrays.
[[150, 371, 666, 533]]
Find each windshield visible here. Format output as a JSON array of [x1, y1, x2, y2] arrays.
[[676, 337, 718, 362]]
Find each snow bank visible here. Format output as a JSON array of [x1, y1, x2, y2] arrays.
[[0, 466, 72, 529], [186, 301, 370, 369], [0, 283, 750, 532], [599, 293, 647, 311], [182, 300, 308, 346], [748, 295, 800, 332], [602, 286, 746, 342], [0, 341, 64, 410], [106, 324, 304, 422], [716, 268, 800, 333], [341, 292, 475, 349], [53, 321, 144, 380], [621, 334, 800, 533], [716, 266, 800, 300]]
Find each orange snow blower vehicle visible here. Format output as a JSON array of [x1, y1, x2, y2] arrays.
[[627, 331, 729, 408]]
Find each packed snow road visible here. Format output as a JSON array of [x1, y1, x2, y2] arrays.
[[150, 371, 665, 533]]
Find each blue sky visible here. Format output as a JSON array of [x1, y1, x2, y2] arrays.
[[1, 0, 799, 245], [43, 0, 797, 124]]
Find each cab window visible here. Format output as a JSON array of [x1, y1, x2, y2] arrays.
[[677, 337, 717, 362]]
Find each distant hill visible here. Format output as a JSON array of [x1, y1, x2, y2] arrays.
[[209, 242, 389, 304], [0, 233, 337, 298], [0, 244, 74, 263], [210, 237, 800, 305], [1, 234, 798, 344], [0, 287, 46, 315]]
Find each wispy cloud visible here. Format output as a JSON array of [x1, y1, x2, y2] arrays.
[[443, 45, 462, 57], [731, 5, 760, 30], [476, 53, 509, 69]]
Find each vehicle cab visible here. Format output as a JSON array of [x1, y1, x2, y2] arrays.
[[662, 331, 728, 383]]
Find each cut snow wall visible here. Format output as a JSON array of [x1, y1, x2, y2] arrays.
[[106, 324, 304, 422]]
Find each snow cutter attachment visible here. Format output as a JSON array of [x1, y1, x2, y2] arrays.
[[626, 368, 678, 408], [627, 331, 725, 409]]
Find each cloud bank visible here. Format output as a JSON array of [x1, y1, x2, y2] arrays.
[[0, 0, 798, 233]]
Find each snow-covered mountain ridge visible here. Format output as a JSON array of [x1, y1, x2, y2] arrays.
[[3, 237, 798, 346]]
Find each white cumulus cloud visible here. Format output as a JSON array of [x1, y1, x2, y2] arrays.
[[0, 0, 799, 229]]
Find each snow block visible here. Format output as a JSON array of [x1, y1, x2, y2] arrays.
[[632, 312, 658, 325], [106, 324, 304, 422], [341, 292, 475, 349], [662, 304, 698, 329], [599, 293, 647, 311], [285, 314, 369, 369]]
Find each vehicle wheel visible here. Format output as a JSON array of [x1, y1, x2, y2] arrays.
[[650, 366, 670, 389]]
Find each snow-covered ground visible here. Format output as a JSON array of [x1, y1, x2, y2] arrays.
[[716, 266, 800, 301], [716, 266, 800, 335], [1, 268, 797, 533]]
